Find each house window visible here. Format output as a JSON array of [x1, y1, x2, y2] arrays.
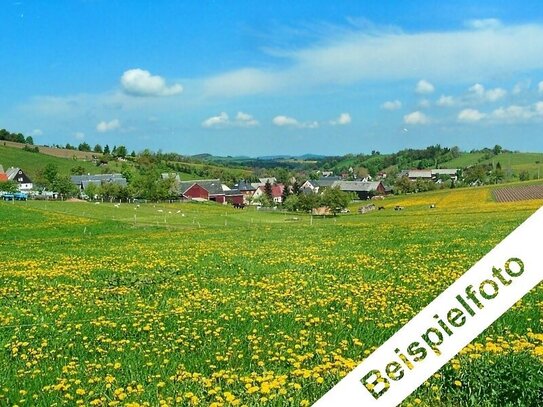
[[18, 177, 23, 182]]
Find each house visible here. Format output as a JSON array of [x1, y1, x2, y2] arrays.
[[400, 169, 459, 182], [71, 174, 128, 191], [0, 165, 7, 182], [330, 180, 386, 200], [300, 180, 319, 194], [400, 169, 433, 180], [252, 183, 284, 204], [431, 169, 459, 181], [6, 167, 33, 191], [232, 180, 257, 203], [178, 179, 226, 203], [251, 177, 277, 189]]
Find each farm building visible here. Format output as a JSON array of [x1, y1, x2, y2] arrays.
[[400, 169, 459, 182], [251, 177, 277, 189], [224, 190, 245, 205], [71, 174, 128, 191], [178, 179, 227, 203], [0, 165, 7, 182], [252, 184, 285, 204], [6, 167, 33, 191], [232, 180, 256, 202], [331, 180, 386, 200]]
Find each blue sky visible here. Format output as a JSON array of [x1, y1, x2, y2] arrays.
[[2, 1, 543, 156]]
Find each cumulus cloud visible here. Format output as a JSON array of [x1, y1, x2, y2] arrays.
[[468, 83, 506, 102], [121, 69, 183, 97], [415, 80, 435, 94], [202, 112, 259, 128], [458, 108, 486, 122], [272, 115, 319, 128], [403, 111, 429, 125], [382, 100, 402, 110], [418, 99, 431, 108], [436, 95, 455, 107], [30, 128, 43, 136], [491, 104, 539, 122], [74, 132, 85, 140], [539, 81, 543, 93], [330, 113, 352, 125], [96, 119, 121, 133], [465, 18, 502, 30]]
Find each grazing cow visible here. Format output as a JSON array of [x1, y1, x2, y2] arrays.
[[429, 204, 436, 208], [378, 206, 385, 210], [233, 203, 245, 209], [394, 205, 404, 211]]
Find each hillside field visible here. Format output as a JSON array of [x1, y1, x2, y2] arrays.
[[0, 186, 542, 406]]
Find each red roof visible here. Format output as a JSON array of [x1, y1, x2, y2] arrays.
[[0, 173, 8, 182], [258, 184, 284, 198]]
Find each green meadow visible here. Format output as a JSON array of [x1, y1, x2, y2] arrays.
[[0, 186, 541, 406]]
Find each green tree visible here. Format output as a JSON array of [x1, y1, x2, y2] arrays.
[[519, 170, 530, 181], [281, 183, 291, 203], [43, 163, 59, 189], [103, 144, 110, 155], [54, 175, 77, 197], [264, 180, 273, 202], [493, 144, 503, 155], [93, 144, 103, 153], [321, 187, 350, 215], [25, 136, 34, 145], [298, 193, 321, 212], [283, 194, 299, 212], [71, 165, 86, 175], [0, 180, 19, 193], [78, 142, 91, 152], [115, 145, 128, 158]]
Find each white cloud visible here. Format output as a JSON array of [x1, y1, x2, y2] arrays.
[[403, 111, 429, 125], [381, 100, 402, 110], [465, 18, 502, 30], [202, 112, 259, 128], [330, 113, 352, 125], [96, 119, 121, 133], [416, 80, 435, 94], [74, 132, 85, 140], [202, 112, 230, 128], [30, 128, 43, 136], [436, 95, 455, 107], [235, 112, 259, 127], [203, 22, 543, 98], [468, 83, 506, 102], [272, 115, 319, 128], [458, 108, 486, 122], [418, 99, 431, 108], [538, 81, 543, 93], [491, 105, 536, 121], [121, 69, 183, 97]]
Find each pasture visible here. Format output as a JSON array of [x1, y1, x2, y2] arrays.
[[0, 186, 542, 406]]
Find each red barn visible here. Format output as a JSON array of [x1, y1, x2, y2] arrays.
[[179, 179, 226, 203]]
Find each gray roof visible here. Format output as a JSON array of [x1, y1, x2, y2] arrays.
[[315, 176, 342, 187], [234, 180, 256, 191], [179, 179, 224, 196], [331, 180, 382, 192], [71, 174, 127, 187], [6, 167, 20, 180], [224, 189, 244, 196]]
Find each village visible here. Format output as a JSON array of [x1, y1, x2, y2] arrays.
[[0, 160, 462, 215]]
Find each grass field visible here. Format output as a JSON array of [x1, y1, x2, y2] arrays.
[[0, 186, 542, 406], [0, 145, 106, 180], [443, 152, 543, 179]]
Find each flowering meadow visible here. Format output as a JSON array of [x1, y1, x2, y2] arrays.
[[0, 186, 541, 406]]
